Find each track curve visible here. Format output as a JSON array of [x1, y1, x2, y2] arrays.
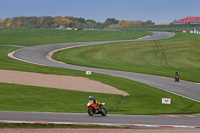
[[5, 31, 200, 128], [11, 31, 200, 102]]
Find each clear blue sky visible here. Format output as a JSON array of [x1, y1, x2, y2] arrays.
[[0, 0, 200, 24]]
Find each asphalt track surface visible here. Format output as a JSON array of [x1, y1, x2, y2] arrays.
[[0, 111, 200, 128], [2, 31, 200, 128]]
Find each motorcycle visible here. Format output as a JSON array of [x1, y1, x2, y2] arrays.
[[87, 100, 107, 116], [175, 75, 179, 82]]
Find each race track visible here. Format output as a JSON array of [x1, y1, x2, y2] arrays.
[[11, 31, 200, 102], [3, 31, 200, 128], [0, 111, 200, 128]]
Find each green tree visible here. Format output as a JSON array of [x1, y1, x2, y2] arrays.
[[144, 20, 155, 25], [105, 18, 119, 24], [85, 19, 96, 29], [0, 19, 4, 27], [3, 18, 13, 27], [78, 17, 85, 24], [93, 22, 104, 29], [40, 16, 54, 28], [76, 23, 85, 29]]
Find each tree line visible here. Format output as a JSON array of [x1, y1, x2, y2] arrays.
[[0, 16, 155, 29]]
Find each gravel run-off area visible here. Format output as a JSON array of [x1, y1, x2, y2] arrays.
[[0, 69, 128, 96]]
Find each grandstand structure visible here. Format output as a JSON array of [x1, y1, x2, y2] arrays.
[[171, 17, 200, 25]]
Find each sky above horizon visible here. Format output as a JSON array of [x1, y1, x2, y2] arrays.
[[0, 0, 200, 24]]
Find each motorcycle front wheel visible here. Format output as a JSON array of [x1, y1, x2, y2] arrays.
[[101, 108, 107, 116], [88, 109, 94, 116]]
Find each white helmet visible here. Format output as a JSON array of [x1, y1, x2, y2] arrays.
[[89, 96, 93, 100]]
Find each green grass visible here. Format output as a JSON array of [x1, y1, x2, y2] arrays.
[[52, 32, 200, 82], [123, 24, 200, 32], [0, 45, 200, 114], [0, 28, 152, 46], [1, 81, 200, 115]]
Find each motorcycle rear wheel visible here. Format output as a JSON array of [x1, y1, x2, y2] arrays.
[[175, 78, 179, 82], [88, 109, 94, 116]]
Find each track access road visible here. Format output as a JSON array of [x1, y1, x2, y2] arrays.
[[5, 31, 200, 128]]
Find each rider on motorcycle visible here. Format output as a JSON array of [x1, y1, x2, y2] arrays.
[[89, 96, 100, 110], [87, 96, 107, 116], [89, 96, 96, 104], [174, 71, 179, 78]]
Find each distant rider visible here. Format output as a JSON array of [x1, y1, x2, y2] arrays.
[[174, 72, 179, 78]]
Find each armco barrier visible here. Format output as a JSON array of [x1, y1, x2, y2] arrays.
[[190, 31, 199, 34]]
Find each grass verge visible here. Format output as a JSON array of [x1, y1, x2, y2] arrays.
[[0, 28, 152, 46], [123, 24, 199, 32], [0, 46, 200, 114]]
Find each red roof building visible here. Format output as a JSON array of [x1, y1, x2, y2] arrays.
[[171, 17, 200, 25]]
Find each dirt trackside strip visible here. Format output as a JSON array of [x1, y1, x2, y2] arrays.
[[0, 69, 129, 96]]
